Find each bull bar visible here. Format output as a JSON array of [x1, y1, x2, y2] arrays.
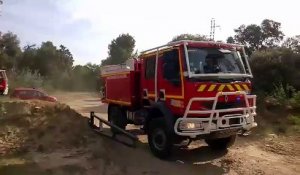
[[174, 91, 257, 138]]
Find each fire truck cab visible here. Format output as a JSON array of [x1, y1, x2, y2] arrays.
[[101, 40, 257, 158]]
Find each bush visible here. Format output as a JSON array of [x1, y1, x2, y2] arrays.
[[250, 48, 300, 93], [288, 115, 300, 125], [271, 83, 289, 104], [8, 69, 45, 91], [287, 115, 300, 133], [289, 91, 300, 109], [7, 65, 101, 92]]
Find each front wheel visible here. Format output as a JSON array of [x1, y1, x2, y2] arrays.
[[205, 135, 236, 150], [148, 118, 173, 159]]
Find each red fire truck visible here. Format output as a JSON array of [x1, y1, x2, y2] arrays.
[[0, 70, 8, 95], [101, 40, 257, 158]]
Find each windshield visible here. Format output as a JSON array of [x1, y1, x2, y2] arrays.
[[187, 48, 246, 75]]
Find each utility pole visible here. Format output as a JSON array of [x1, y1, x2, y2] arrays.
[[209, 18, 221, 41], [0, 0, 3, 16]]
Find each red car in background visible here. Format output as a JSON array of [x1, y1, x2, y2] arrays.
[[10, 88, 57, 102]]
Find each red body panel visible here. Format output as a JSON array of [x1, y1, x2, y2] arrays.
[[102, 71, 140, 107]]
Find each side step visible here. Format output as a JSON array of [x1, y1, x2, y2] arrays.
[[88, 111, 138, 147]]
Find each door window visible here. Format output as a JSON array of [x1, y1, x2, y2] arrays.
[[162, 49, 180, 84], [145, 57, 156, 79]]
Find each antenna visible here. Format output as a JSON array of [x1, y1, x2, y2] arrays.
[[209, 18, 221, 41]]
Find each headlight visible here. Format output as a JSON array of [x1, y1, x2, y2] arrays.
[[179, 121, 203, 130]]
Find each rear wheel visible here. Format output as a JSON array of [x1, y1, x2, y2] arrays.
[[205, 135, 236, 150], [108, 105, 127, 134], [148, 118, 173, 159]]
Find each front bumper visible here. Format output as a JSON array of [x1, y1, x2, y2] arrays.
[[174, 91, 257, 138]]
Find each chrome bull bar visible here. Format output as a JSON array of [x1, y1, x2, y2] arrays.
[[174, 91, 257, 138]]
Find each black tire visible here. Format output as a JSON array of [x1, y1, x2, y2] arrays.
[[205, 135, 236, 150], [108, 105, 127, 134], [147, 118, 173, 159]]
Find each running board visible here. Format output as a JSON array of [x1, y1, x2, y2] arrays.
[[88, 111, 138, 147]]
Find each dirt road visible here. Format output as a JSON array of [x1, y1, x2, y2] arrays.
[[53, 92, 300, 175]]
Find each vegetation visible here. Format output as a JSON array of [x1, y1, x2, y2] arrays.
[[0, 31, 136, 92], [225, 20, 300, 134], [250, 48, 300, 94], [101, 33, 136, 66], [227, 19, 284, 54]]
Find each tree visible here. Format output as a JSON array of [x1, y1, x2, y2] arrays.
[[226, 36, 235, 44], [34, 41, 57, 76], [0, 30, 100, 91], [0, 32, 21, 58], [32, 42, 73, 77], [234, 24, 263, 51], [18, 44, 37, 71], [261, 19, 284, 47], [70, 63, 101, 90], [233, 19, 284, 53], [282, 35, 300, 53], [101, 33, 135, 66], [57, 45, 74, 73], [250, 48, 300, 92], [0, 31, 21, 70], [171, 34, 209, 42]]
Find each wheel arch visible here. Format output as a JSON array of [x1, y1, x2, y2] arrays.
[[108, 103, 127, 120], [144, 101, 175, 134]]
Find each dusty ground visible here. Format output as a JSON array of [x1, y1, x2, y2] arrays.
[[54, 92, 300, 175], [0, 92, 299, 175]]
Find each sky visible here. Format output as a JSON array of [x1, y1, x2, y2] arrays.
[[0, 0, 300, 65]]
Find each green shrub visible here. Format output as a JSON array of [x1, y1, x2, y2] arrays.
[[250, 48, 300, 93], [288, 115, 300, 125], [289, 91, 300, 109], [8, 70, 45, 91], [271, 83, 288, 104]]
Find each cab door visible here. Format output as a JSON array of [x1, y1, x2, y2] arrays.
[[157, 48, 184, 102], [141, 55, 156, 101]]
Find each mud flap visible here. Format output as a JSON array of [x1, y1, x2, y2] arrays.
[[89, 111, 138, 147]]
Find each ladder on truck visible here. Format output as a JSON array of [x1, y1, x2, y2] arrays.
[[88, 112, 138, 147]]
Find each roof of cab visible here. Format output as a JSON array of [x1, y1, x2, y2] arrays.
[[140, 40, 244, 56]]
